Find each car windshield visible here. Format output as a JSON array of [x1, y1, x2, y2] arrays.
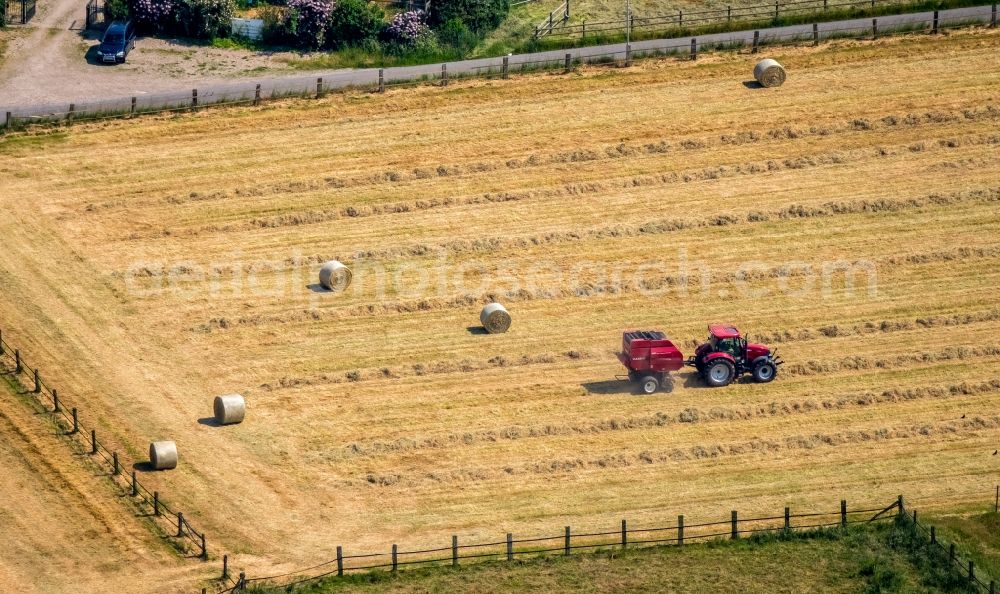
[[104, 33, 124, 43]]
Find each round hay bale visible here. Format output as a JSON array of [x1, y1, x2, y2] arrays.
[[480, 303, 512, 334], [213, 394, 245, 425], [753, 59, 786, 88], [149, 441, 178, 470], [319, 260, 353, 292]]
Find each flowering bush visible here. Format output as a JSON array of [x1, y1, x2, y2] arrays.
[[175, 0, 235, 38], [288, 0, 335, 48], [130, 0, 176, 30], [383, 9, 431, 45], [327, 0, 383, 47]]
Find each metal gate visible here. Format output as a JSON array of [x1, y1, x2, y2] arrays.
[[85, 0, 109, 29], [2, 0, 36, 24]]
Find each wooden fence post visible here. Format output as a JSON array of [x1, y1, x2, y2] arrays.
[[995, 485, 998, 512], [238, 572, 246, 590], [177, 512, 184, 537], [564, 53, 571, 73], [130, 96, 136, 116], [932, 10, 938, 34], [732, 511, 738, 539], [564, 0, 569, 20], [201, 533, 207, 559], [337, 546, 343, 576], [67, 104, 75, 126], [774, 0, 778, 19], [502, 56, 509, 79], [969, 561, 975, 587], [930, 526, 936, 544], [564, 526, 570, 555], [53, 389, 59, 413], [813, 22, 819, 45], [912, 509, 917, 525], [621, 519, 627, 548], [823, 0, 828, 9], [153, 491, 160, 516], [15, 349, 22, 373], [992, 3, 997, 27], [452, 535, 458, 566], [506, 533, 513, 561], [441, 64, 448, 87], [0, 329, 3, 355], [625, 43, 632, 66], [841, 500, 847, 527], [897, 495, 904, 515], [33, 369, 41, 393], [315, 77, 323, 99], [678, 515, 684, 545], [253, 84, 261, 106], [223, 555, 229, 581], [113, 452, 119, 475], [131, 470, 137, 496], [950, 543, 956, 565], [71, 408, 78, 433], [91, 429, 97, 454], [872, 18, 878, 38], [378, 69, 385, 93], [989, 580, 995, 594], [391, 544, 398, 571], [4, 112, 11, 130], [690, 38, 697, 60], [785, 506, 791, 530], [752, 30, 760, 53], [191, 89, 198, 111], [727, 4, 731, 21], [678, 8, 683, 25], [582, 20, 586, 37]]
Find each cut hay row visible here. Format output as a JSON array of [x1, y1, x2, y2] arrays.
[[76, 103, 1000, 217], [1, 31, 999, 575]]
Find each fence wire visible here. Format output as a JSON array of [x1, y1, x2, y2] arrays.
[[1, 6, 996, 131], [0, 332, 210, 558]]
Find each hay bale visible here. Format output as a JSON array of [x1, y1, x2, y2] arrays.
[[319, 260, 353, 292], [149, 441, 178, 470], [754, 59, 786, 88], [480, 303, 512, 334], [213, 394, 245, 425]]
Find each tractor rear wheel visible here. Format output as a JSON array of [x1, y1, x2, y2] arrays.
[[752, 360, 777, 383], [639, 375, 659, 394], [704, 360, 735, 387]]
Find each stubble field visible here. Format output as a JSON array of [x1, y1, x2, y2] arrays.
[[0, 29, 998, 590]]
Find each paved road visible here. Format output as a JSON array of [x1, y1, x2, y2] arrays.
[[2, 4, 995, 120]]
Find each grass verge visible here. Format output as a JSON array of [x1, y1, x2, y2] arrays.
[[247, 515, 994, 593]]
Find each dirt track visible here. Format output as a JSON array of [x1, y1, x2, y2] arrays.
[[0, 0, 297, 106]]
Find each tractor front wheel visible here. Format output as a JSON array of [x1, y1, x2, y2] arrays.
[[752, 360, 777, 383], [704, 360, 735, 387], [639, 375, 660, 394]]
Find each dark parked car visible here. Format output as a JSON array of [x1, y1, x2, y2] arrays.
[[95, 20, 136, 64]]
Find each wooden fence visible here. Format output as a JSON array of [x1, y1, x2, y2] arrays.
[[0, 329, 237, 589], [539, 0, 909, 38], [232, 498, 904, 590], [534, 0, 570, 37], [4, 8, 995, 132]]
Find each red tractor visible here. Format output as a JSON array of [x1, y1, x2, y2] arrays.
[[686, 324, 783, 387], [618, 325, 781, 392]]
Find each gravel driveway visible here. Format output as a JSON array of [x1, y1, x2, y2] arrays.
[[0, 0, 306, 106]]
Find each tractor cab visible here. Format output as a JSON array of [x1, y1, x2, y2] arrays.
[[686, 324, 783, 387]]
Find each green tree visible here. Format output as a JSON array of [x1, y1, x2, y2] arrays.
[[327, 0, 384, 47]]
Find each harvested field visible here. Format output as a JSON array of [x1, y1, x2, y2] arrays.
[[0, 29, 998, 586]]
